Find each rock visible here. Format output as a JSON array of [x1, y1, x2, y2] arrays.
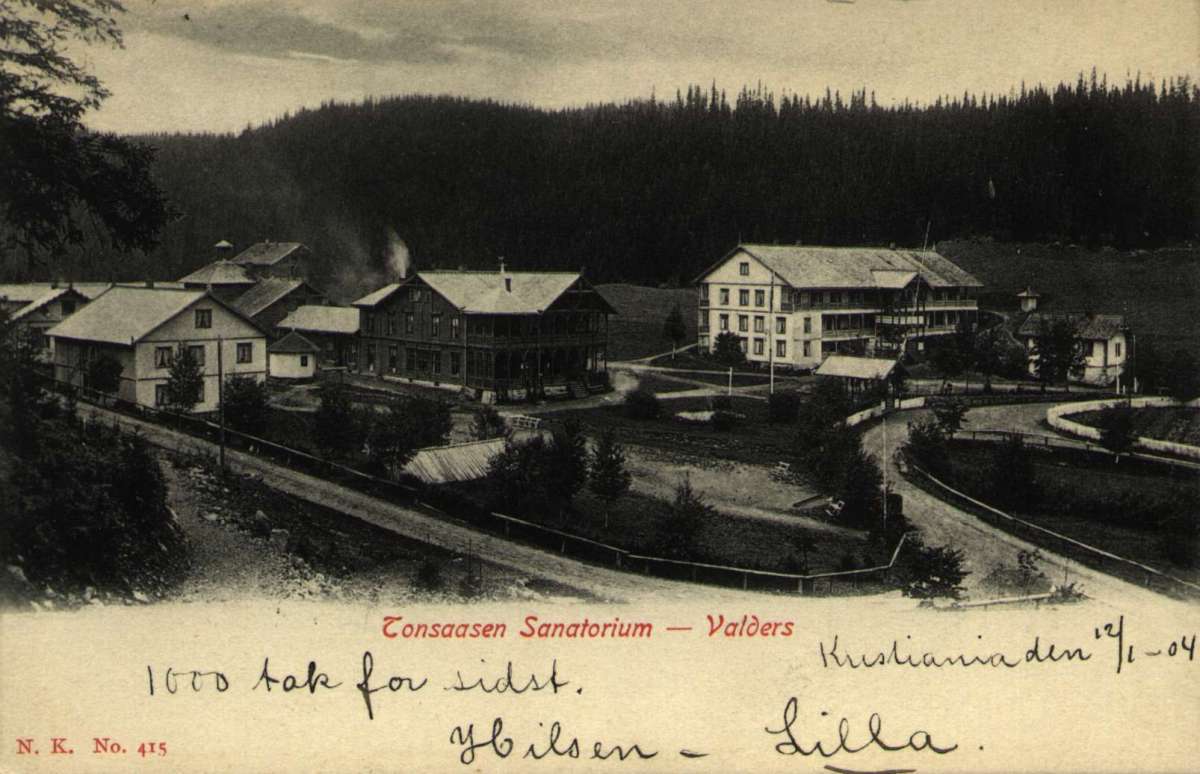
[[132, 590, 150, 604], [203, 511, 220, 522], [269, 528, 290, 552], [5, 565, 27, 585], [83, 586, 96, 601]]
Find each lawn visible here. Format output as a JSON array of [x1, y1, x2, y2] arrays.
[[1071, 406, 1200, 447], [597, 283, 696, 361], [546, 395, 803, 465], [937, 440, 1199, 584], [444, 478, 876, 576]]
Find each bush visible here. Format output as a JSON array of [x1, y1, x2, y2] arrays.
[[710, 410, 738, 432], [414, 556, 445, 591], [222, 375, 270, 437], [86, 354, 123, 394], [470, 404, 510, 440], [624, 387, 662, 420], [712, 331, 746, 366], [768, 391, 801, 424]]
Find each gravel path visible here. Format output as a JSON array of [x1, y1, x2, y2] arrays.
[[861, 405, 1191, 609], [79, 404, 761, 603]]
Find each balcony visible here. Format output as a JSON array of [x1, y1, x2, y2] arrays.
[[878, 313, 924, 326], [821, 329, 873, 341]]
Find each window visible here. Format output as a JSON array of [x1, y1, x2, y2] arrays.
[[755, 289, 765, 307], [753, 316, 765, 333], [406, 348, 417, 371], [803, 316, 812, 334], [197, 380, 205, 403], [364, 314, 375, 335], [154, 346, 173, 369], [389, 345, 399, 373], [738, 337, 748, 353], [1115, 342, 1122, 357], [803, 341, 811, 357], [699, 335, 709, 349], [62, 300, 75, 316], [799, 292, 809, 307], [410, 288, 422, 303], [366, 346, 375, 371], [451, 316, 460, 340], [386, 314, 395, 336], [719, 314, 729, 331], [738, 315, 749, 333], [450, 351, 461, 376], [699, 285, 709, 301], [1093, 341, 1103, 358], [775, 317, 786, 334], [432, 352, 442, 375], [719, 288, 730, 305], [739, 262, 749, 276], [236, 342, 252, 364], [431, 314, 441, 337], [738, 289, 749, 306], [753, 338, 764, 355], [776, 340, 787, 357], [405, 312, 415, 334], [195, 308, 212, 329], [830, 291, 842, 305], [188, 345, 205, 367], [155, 384, 167, 406], [300, 355, 309, 368]]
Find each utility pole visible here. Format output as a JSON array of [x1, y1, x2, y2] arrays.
[[768, 271, 776, 395], [217, 335, 226, 472], [881, 412, 888, 531]]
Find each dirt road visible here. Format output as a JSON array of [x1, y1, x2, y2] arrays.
[[861, 405, 1191, 609], [78, 404, 758, 603]]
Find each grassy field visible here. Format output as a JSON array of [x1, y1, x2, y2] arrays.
[[940, 440, 1199, 583], [941, 239, 1200, 358], [547, 395, 802, 465], [445, 478, 874, 575], [1072, 406, 1200, 447], [597, 283, 696, 361]]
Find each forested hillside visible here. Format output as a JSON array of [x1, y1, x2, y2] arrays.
[[22, 73, 1199, 296]]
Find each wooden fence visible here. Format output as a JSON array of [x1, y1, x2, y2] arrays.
[[907, 463, 1200, 600], [40, 373, 908, 597]]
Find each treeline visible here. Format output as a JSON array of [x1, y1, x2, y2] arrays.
[[60, 72, 1200, 291]]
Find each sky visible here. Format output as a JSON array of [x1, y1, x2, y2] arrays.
[[78, 0, 1200, 134]]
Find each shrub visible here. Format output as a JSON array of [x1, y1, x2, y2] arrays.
[[897, 535, 970, 600], [86, 354, 123, 394], [712, 331, 746, 366], [710, 410, 738, 432], [222, 375, 269, 436], [624, 387, 662, 420], [470, 404, 510, 440], [653, 477, 713, 560], [414, 556, 445, 591], [768, 391, 801, 424]]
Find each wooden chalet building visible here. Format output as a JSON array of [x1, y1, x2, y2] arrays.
[[353, 269, 616, 403]]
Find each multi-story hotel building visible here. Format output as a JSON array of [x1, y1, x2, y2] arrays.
[[693, 244, 983, 369]]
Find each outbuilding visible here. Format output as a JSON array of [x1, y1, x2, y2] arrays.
[[268, 331, 320, 380]]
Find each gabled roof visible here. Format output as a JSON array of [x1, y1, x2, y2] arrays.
[[1016, 312, 1127, 341], [278, 305, 360, 335], [231, 242, 306, 267], [0, 285, 88, 322], [46, 286, 264, 346], [815, 355, 899, 380], [178, 259, 255, 286], [351, 283, 402, 308], [232, 278, 319, 318], [420, 271, 586, 314], [268, 330, 320, 354], [695, 245, 983, 289]]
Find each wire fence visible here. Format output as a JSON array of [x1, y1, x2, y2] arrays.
[[40, 372, 907, 596]]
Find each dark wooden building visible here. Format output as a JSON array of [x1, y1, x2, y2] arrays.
[[353, 270, 615, 403]]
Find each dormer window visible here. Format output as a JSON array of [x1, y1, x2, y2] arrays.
[[195, 309, 212, 329]]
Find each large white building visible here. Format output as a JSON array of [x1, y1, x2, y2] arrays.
[[47, 285, 268, 412], [693, 244, 983, 369]]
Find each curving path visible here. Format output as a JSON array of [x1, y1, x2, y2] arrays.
[[862, 403, 1193, 610]]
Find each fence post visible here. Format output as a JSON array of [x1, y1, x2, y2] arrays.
[[742, 572, 748, 590]]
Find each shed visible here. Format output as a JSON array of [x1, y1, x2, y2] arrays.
[[815, 355, 901, 396], [268, 331, 320, 379]]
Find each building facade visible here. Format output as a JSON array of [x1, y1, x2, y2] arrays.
[[0, 284, 90, 357], [1017, 312, 1130, 386], [276, 305, 360, 368], [48, 286, 268, 412], [693, 245, 982, 370], [353, 269, 615, 403]]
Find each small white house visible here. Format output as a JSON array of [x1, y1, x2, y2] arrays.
[[1017, 312, 1130, 386], [268, 331, 319, 380], [47, 285, 267, 411]]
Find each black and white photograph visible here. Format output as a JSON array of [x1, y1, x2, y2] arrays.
[[1, 1, 1197, 772]]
